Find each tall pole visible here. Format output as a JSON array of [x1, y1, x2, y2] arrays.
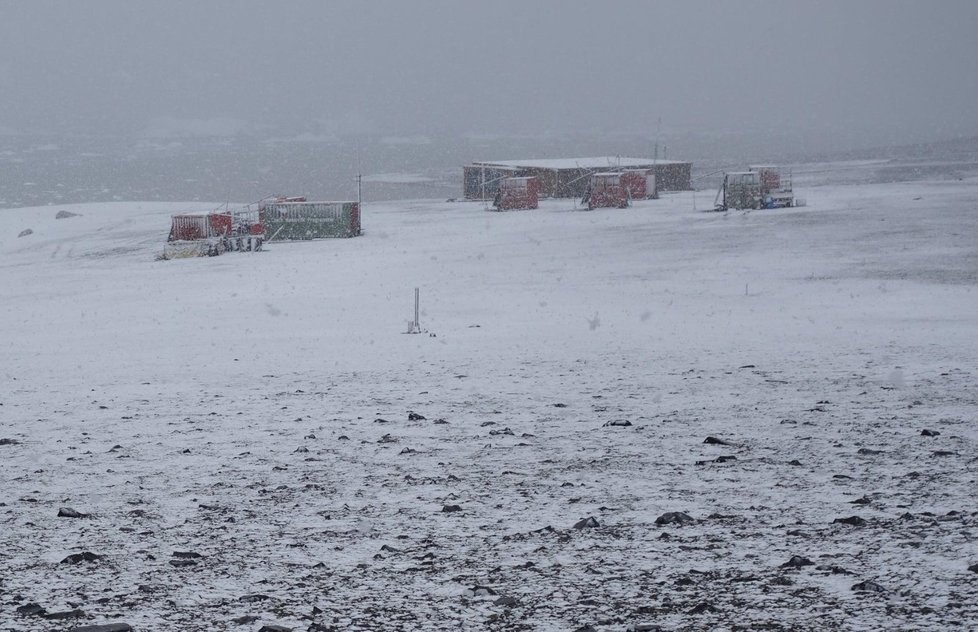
[[356, 143, 363, 209], [414, 288, 420, 330]]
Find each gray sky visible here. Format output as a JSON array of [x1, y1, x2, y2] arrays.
[[1, 0, 976, 148]]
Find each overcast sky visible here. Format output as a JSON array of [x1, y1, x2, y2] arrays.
[[1, 0, 976, 148]]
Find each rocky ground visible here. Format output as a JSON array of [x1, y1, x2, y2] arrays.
[[2, 355, 976, 631], [1, 172, 976, 631]]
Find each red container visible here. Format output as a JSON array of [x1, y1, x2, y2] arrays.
[[750, 166, 781, 193], [208, 213, 232, 237], [494, 176, 539, 210], [620, 169, 653, 200], [587, 173, 629, 209], [168, 214, 210, 241], [349, 202, 361, 235]]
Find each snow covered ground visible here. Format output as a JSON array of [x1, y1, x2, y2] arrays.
[[1, 170, 977, 631]]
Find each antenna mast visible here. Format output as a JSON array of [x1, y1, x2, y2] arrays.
[[356, 143, 363, 211]]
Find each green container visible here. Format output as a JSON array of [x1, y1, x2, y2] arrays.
[[264, 201, 361, 240]]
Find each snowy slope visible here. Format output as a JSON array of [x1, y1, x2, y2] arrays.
[[1, 175, 977, 631]]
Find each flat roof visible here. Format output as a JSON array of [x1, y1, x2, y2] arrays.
[[265, 200, 356, 205], [469, 157, 689, 170]]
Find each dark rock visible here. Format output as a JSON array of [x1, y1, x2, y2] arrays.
[[489, 427, 515, 435], [258, 626, 292, 632], [43, 609, 86, 620], [688, 602, 718, 614], [714, 455, 737, 463], [850, 496, 872, 505], [58, 507, 88, 518], [18, 228, 33, 238], [61, 551, 100, 564], [553, 403, 567, 408], [788, 459, 803, 466], [817, 565, 854, 575], [465, 585, 497, 597], [0, 437, 20, 445], [69, 625, 133, 632], [603, 419, 632, 427], [770, 576, 794, 586], [833, 474, 853, 479], [968, 563, 978, 573], [407, 412, 426, 421], [442, 504, 462, 513], [851, 580, 886, 593], [380, 544, 401, 553], [933, 450, 957, 457], [494, 595, 518, 607], [573, 517, 600, 529], [56, 210, 81, 219], [857, 448, 883, 455], [573, 626, 597, 632], [703, 436, 731, 445], [169, 559, 197, 567], [399, 447, 417, 454], [232, 615, 258, 624], [920, 429, 940, 436], [16, 603, 46, 616], [833, 516, 867, 526], [627, 625, 662, 632], [781, 555, 815, 568], [374, 418, 391, 424], [433, 419, 449, 424], [655, 512, 695, 526], [173, 551, 202, 558], [239, 594, 272, 603]]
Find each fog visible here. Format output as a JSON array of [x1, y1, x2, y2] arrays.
[[1, 1, 977, 206], [2, 0, 976, 144]]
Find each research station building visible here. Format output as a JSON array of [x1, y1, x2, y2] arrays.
[[463, 157, 692, 200]]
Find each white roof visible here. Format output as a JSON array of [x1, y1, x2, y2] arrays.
[[470, 157, 688, 170], [265, 200, 356, 205]]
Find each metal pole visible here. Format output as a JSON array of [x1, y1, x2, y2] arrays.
[[356, 144, 363, 210], [414, 288, 420, 330]]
